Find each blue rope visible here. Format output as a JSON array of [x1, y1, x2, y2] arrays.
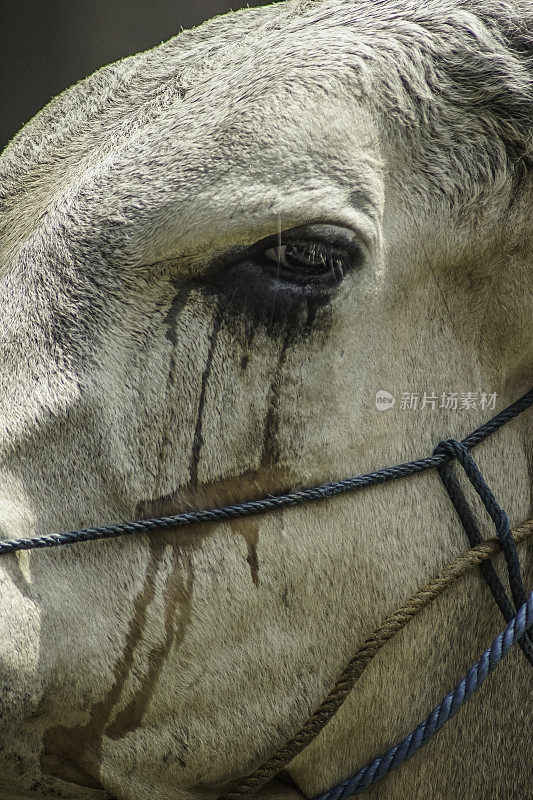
[[313, 592, 533, 800], [0, 388, 531, 556], [434, 440, 533, 664], [0, 390, 530, 798]]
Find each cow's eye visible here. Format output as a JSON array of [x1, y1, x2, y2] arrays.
[[261, 241, 350, 286], [251, 224, 365, 290], [201, 224, 366, 327]]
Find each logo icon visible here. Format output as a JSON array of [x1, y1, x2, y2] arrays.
[[375, 390, 395, 411]]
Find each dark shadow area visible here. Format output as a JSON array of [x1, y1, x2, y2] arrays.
[[1, 0, 277, 150]]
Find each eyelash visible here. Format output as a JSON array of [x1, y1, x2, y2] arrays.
[[198, 226, 366, 330], [257, 238, 356, 288]]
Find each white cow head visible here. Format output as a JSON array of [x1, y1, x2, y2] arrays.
[[0, 2, 531, 799]]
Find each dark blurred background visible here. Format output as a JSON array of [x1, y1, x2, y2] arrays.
[[1, 0, 276, 151]]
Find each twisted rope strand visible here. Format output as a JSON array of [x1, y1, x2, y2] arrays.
[[218, 520, 533, 798], [0, 461, 444, 554], [0, 390, 531, 556], [435, 448, 533, 664], [313, 591, 533, 799], [0, 390, 530, 799], [435, 440, 527, 611]]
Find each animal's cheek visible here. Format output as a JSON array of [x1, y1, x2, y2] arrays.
[[251, 778, 309, 800], [0, 574, 44, 735], [0, 579, 50, 794]]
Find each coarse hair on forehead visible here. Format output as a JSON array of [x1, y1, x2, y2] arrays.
[[286, 0, 533, 200], [2, 0, 532, 218]]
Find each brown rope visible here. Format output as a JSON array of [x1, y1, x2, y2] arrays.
[[219, 519, 533, 799]]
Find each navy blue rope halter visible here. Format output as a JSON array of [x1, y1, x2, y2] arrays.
[[0, 387, 532, 798], [0, 389, 531, 555]]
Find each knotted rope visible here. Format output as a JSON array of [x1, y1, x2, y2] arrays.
[[435, 440, 533, 663], [0, 390, 531, 556], [0, 389, 531, 798], [219, 520, 533, 799]]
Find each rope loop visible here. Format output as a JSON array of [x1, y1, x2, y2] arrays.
[[432, 438, 532, 665], [0, 389, 530, 798], [432, 438, 466, 460]]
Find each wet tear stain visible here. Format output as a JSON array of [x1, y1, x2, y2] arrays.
[[261, 330, 293, 466], [189, 307, 224, 485], [157, 285, 202, 492], [106, 556, 193, 739], [183, 482, 263, 586], [37, 755, 102, 790], [137, 465, 298, 588], [238, 320, 257, 371], [232, 517, 260, 586], [304, 294, 330, 333], [164, 282, 196, 347], [139, 325, 296, 588], [40, 538, 166, 787]]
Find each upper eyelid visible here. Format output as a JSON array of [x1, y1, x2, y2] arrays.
[[250, 226, 360, 255], [208, 223, 369, 276], [264, 241, 345, 259]]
